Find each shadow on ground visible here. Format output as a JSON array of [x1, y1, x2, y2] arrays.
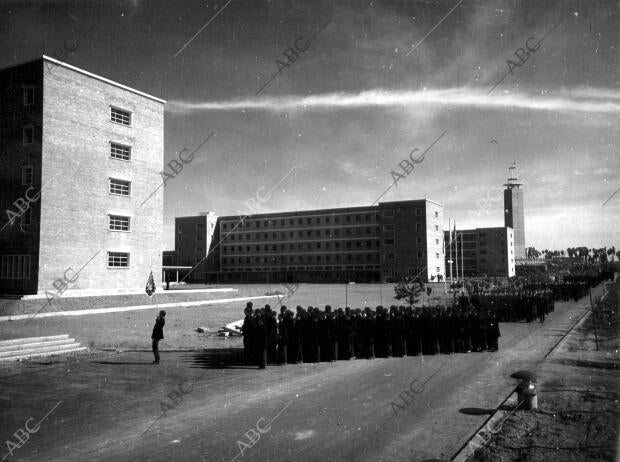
[[179, 348, 263, 370], [459, 404, 513, 416]]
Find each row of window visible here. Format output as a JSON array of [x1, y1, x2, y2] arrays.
[[219, 228, 381, 242], [382, 209, 439, 218], [221, 265, 382, 272], [20, 106, 132, 146], [222, 253, 380, 265], [6, 209, 130, 232], [221, 213, 378, 230], [223, 241, 380, 253], [220, 265, 381, 272], [0, 252, 131, 279]]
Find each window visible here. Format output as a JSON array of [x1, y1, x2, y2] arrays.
[[111, 107, 131, 126], [0, 255, 31, 279], [108, 252, 129, 267], [196, 223, 203, 230], [109, 215, 130, 231], [416, 223, 422, 231], [434, 211, 439, 218], [109, 178, 131, 196], [197, 235, 203, 241], [416, 237, 422, 244], [436, 267, 440, 273], [384, 238, 395, 245], [110, 142, 131, 161], [416, 208, 421, 216], [435, 239, 439, 245], [23, 86, 35, 106], [23, 126, 34, 145], [383, 210, 394, 218], [435, 225, 439, 231], [417, 252, 423, 258], [22, 166, 33, 185], [383, 224, 395, 231], [435, 253, 440, 259]]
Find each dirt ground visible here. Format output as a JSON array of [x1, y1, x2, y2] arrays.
[[469, 279, 619, 462]]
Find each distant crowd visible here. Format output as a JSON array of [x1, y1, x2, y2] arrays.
[[239, 277, 606, 369]]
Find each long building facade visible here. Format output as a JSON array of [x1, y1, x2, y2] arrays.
[[0, 56, 165, 296], [172, 199, 445, 283]]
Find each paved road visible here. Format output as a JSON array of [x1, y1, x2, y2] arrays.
[[0, 288, 600, 462]]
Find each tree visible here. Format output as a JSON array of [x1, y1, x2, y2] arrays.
[[394, 277, 424, 307], [608, 246, 616, 262]]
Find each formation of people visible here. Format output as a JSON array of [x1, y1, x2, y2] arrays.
[[239, 276, 608, 369], [241, 301, 501, 369], [467, 290, 554, 322]]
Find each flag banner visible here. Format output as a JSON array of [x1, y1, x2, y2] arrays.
[[145, 271, 156, 297]]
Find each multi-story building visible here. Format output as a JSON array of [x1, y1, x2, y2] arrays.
[[444, 226, 515, 278], [164, 212, 218, 283], [504, 163, 525, 259], [0, 56, 165, 295], [189, 199, 445, 283]]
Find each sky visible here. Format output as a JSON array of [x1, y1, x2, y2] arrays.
[[1, 0, 618, 252]]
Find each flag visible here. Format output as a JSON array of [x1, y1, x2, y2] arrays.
[[145, 271, 156, 297]]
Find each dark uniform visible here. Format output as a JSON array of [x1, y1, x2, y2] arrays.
[[151, 310, 166, 364]]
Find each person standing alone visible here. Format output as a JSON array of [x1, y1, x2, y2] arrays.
[[151, 310, 166, 364]]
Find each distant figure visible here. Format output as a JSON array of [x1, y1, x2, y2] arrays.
[[151, 310, 166, 364], [165, 274, 170, 290]]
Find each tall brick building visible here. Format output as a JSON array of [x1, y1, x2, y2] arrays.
[[0, 56, 165, 295], [504, 163, 525, 259], [171, 199, 445, 283]]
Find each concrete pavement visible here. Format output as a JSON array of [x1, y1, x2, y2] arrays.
[[0, 287, 601, 462]]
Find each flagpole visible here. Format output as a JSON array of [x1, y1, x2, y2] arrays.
[[453, 221, 457, 281], [448, 218, 453, 283], [460, 232, 464, 279], [443, 233, 447, 294]]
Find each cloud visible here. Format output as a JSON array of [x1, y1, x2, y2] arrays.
[[167, 87, 620, 114]]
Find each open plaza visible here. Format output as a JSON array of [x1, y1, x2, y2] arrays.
[[1, 1, 619, 461]]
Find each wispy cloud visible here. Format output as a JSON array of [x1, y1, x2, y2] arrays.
[[168, 87, 620, 114]]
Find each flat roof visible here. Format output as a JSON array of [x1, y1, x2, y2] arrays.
[[380, 198, 445, 208], [42, 55, 166, 104], [213, 198, 443, 221], [444, 226, 513, 233]]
